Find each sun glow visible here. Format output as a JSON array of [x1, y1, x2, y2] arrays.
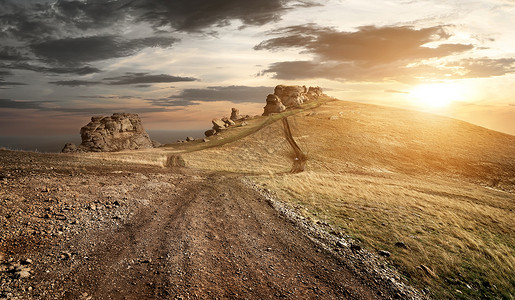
[[410, 83, 464, 108]]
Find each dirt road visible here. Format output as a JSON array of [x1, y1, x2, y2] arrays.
[[0, 151, 416, 299]]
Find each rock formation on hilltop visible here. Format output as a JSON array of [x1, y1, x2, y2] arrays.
[[263, 94, 287, 116], [62, 113, 154, 153], [263, 85, 324, 116]]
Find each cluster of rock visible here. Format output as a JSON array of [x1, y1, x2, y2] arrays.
[[263, 85, 323, 116], [62, 113, 155, 153], [61, 85, 324, 152], [204, 108, 250, 138]]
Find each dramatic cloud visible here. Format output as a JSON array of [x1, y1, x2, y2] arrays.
[[131, 0, 315, 32], [0, 97, 164, 115], [256, 24, 476, 82], [48, 80, 103, 87], [147, 86, 273, 108], [169, 86, 272, 103], [448, 58, 515, 78], [8, 63, 101, 75], [49, 73, 198, 86], [31, 35, 178, 65], [0, 46, 26, 61], [255, 24, 473, 65], [104, 73, 198, 85], [0, 98, 45, 109]]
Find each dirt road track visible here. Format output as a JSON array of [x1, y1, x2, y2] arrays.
[[34, 171, 382, 299], [1, 149, 414, 299]]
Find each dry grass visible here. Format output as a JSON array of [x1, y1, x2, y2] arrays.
[[252, 171, 514, 299], [69, 98, 515, 298], [179, 100, 515, 299]]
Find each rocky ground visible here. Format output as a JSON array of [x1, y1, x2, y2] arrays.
[[0, 149, 421, 299]]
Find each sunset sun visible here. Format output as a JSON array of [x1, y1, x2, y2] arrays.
[[410, 83, 464, 108]]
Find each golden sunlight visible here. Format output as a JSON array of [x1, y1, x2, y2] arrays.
[[410, 83, 464, 108]]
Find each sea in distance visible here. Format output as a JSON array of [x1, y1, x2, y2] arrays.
[[0, 130, 205, 153]]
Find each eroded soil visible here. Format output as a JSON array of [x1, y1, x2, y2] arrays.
[[0, 150, 418, 299]]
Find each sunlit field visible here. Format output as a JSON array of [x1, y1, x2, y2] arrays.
[[178, 100, 515, 299]]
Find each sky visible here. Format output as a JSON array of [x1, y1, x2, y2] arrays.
[[1, 0, 514, 137]]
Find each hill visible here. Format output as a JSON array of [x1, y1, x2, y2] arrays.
[[1, 97, 514, 299], [178, 99, 515, 299]]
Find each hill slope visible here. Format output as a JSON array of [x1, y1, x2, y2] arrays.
[[181, 100, 515, 299]]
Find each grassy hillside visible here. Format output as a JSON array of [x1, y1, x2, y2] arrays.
[[180, 100, 515, 299]]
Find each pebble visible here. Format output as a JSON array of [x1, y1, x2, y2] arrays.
[[350, 244, 361, 251], [394, 242, 408, 249], [378, 250, 391, 257]]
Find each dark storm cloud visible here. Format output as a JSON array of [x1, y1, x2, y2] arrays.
[[169, 86, 272, 103], [103, 73, 198, 85], [31, 35, 178, 65], [49, 72, 198, 86], [0, 46, 26, 61], [52, 0, 131, 30], [0, 81, 26, 86], [0, 97, 165, 114], [48, 80, 103, 86], [1, 0, 308, 41], [131, 0, 315, 32], [9, 63, 101, 75], [255, 24, 473, 65], [0, 98, 44, 109]]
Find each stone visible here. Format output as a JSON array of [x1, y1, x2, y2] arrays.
[[350, 244, 361, 251], [262, 94, 286, 116], [212, 119, 227, 131], [204, 129, 216, 137], [61, 143, 77, 153], [14, 269, 31, 279], [62, 113, 153, 152], [262, 85, 325, 115], [230, 108, 241, 121], [222, 117, 236, 126], [378, 250, 391, 257], [151, 140, 162, 148], [203, 138, 209, 142], [274, 85, 307, 107], [329, 115, 339, 120], [307, 86, 323, 100], [240, 121, 248, 127], [186, 137, 195, 142], [395, 241, 408, 249]]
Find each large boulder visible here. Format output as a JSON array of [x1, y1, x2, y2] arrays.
[[61, 143, 77, 153], [63, 113, 153, 152], [274, 85, 308, 107], [262, 94, 286, 116], [307, 86, 323, 100], [230, 108, 241, 121], [262, 85, 324, 116], [212, 118, 227, 131]]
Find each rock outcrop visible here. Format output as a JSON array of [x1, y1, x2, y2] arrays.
[[230, 108, 241, 121], [262, 85, 324, 116], [203, 108, 251, 138], [62, 113, 153, 153], [274, 85, 308, 107], [262, 94, 286, 116]]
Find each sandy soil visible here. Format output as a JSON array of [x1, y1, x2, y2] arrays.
[[0, 150, 421, 299]]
